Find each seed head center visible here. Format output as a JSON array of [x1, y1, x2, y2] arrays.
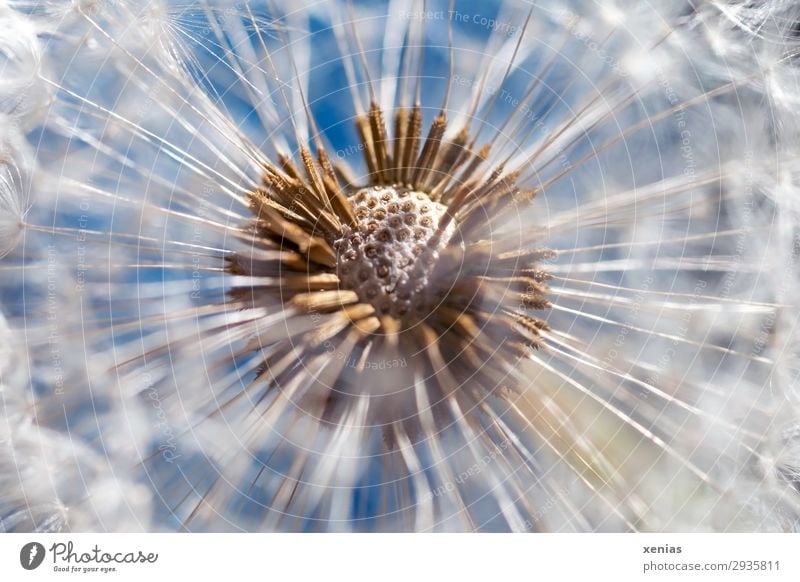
[[334, 185, 454, 318]]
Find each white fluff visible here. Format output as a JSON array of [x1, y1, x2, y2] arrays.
[[0, 118, 31, 258]]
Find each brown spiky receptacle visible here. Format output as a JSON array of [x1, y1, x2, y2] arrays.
[[236, 99, 553, 444]]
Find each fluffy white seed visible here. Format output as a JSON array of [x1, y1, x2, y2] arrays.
[[0, 138, 28, 258]]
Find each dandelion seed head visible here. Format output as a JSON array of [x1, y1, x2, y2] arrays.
[[1, 0, 800, 532]]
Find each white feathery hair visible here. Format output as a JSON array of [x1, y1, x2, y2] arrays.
[[0, 0, 799, 532]]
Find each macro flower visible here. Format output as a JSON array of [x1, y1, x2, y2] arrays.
[[1, 0, 800, 532]]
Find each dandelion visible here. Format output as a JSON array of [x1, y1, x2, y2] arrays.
[[1, 0, 799, 532]]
